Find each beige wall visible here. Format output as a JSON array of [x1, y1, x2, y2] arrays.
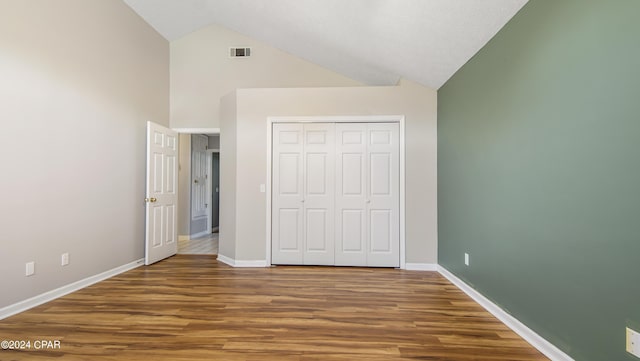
[[220, 79, 438, 264], [178, 134, 191, 237], [0, 0, 169, 308], [170, 24, 362, 129], [218, 92, 238, 259]]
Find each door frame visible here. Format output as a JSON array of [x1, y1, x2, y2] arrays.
[[190, 134, 209, 238], [265, 115, 406, 269], [171, 127, 220, 241], [205, 148, 220, 234]]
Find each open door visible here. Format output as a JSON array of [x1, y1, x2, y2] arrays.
[[145, 121, 178, 265]]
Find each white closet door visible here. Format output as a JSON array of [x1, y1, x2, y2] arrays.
[[302, 123, 335, 265], [367, 123, 400, 267], [272, 123, 304, 264], [273, 122, 399, 267], [335, 124, 368, 266]]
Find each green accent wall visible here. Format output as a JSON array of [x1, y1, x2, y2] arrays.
[[438, 1, 640, 360]]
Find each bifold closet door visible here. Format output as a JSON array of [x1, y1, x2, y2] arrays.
[[273, 122, 399, 267], [272, 123, 304, 264], [335, 124, 367, 266], [365, 123, 400, 267], [272, 123, 335, 265], [336, 123, 400, 267]]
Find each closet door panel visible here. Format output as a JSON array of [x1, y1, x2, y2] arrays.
[[335, 123, 367, 266], [302, 123, 335, 265], [273, 121, 400, 268], [366, 123, 400, 267], [272, 123, 304, 264]]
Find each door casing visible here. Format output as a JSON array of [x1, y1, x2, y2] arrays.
[[171, 127, 220, 240], [206, 149, 220, 233]]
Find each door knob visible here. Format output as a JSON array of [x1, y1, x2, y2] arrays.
[[145, 197, 157, 203], [194, 179, 199, 184]]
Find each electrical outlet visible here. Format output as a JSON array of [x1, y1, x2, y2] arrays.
[[25, 261, 35, 276], [464, 253, 470, 266], [61, 253, 69, 266], [628, 327, 640, 357]]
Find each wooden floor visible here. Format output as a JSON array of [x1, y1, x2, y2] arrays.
[[178, 233, 218, 255], [0, 255, 547, 361]]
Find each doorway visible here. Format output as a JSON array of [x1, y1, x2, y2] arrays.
[[173, 129, 221, 255]]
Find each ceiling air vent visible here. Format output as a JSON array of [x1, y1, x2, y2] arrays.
[[229, 47, 251, 58]]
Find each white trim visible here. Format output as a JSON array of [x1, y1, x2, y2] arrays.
[[190, 230, 210, 239], [0, 259, 144, 320], [266, 119, 273, 266], [172, 127, 220, 134], [234, 260, 269, 267], [405, 263, 438, 271], [216, 254, 235, 267], [399, 117, 406, 269], [437, 266, 574, 361], [216, 254, 268, 268], [269, 115, 402, 123], [205, 149, 221, 234], [266, 115, 406, 268], [178, 235, 190, 241], [206, 151, 212, 234]]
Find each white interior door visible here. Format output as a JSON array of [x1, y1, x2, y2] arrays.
[[191, 135, 208, 233], [302, 123, 335, 265], [272, 122, 399, 267], [335, 123, 368, 266], [366, 123, 400, 267], [272, 123, 304, 264], [145, 121, 178, 265]]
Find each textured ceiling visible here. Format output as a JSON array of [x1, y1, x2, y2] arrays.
[[123, 0, 528, 89]]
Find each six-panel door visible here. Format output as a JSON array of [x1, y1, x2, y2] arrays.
[[302, 123, 336, 265], [272, 122, 399, 267], [272, 123, 305, 264], [145, 121, 178, 265]]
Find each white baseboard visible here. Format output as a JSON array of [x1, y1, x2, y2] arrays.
[[216, 254, 235, 267], [235, 260, 269, 267], [178, 235, 190, 241], [216, 254, 268, 268], [437, 266, 573, 361], [405, 263, 438, 271], [0, 258, 144, 320]]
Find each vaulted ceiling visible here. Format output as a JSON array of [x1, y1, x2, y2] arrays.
[[123, 0, 528, 89]]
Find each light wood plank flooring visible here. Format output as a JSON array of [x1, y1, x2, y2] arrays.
[[178, 233, 218, 255], [0, 255, 547, 360]]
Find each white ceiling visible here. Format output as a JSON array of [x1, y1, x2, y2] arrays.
[[123, 0, 528, 89]]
